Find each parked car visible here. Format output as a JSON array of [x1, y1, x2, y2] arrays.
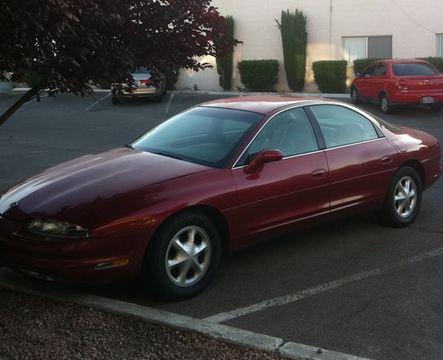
[[351, 59, 443, 114], [0, 96, 441, 299], [112, 67, 166, 104]]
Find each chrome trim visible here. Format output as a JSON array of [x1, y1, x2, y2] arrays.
[[231, 100, 386, 169]]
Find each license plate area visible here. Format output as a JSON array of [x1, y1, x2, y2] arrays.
[[422, 96, 435, 104]]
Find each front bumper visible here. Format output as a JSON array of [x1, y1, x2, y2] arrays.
[[0, 216, 145, 285]]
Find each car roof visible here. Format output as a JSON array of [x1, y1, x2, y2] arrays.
[[201, 95, 331, 115], [379, 59, 428, 64]]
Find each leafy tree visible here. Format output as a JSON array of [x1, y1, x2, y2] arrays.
[[0, 0, 236, 127], [276, 10, 307, 92], [215, 16, 235, 91]]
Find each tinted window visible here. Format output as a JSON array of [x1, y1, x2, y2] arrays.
[[374, 63, 387, 76], [392, 63, 438, 76], [238, 108, 318, 165], [309, 105, 379, 148], [364, 63, 377, 76], [133, 107, 262, 168]]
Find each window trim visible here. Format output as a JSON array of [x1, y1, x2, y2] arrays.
[[308, 104, 384, 150], [342, 35, 393, 62], [231, 102, 386, 169]]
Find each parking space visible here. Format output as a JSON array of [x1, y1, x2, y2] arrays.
[[1, 92, 443, 359]]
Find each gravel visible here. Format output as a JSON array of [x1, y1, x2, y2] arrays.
[[0, 288, 290, 360]]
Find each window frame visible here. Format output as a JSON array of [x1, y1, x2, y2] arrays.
[[233, 105, 324, 168], [307, 104, 385, 150], [437, 34, 443, 57], [232, 103, 386, 169], [342, 35, 393, 62]]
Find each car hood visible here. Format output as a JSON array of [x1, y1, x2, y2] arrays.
[[0, 147, 209, 226]]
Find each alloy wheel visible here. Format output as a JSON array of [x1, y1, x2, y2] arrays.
[[393, 176, 417, 218], [165, 226, 212, 287]]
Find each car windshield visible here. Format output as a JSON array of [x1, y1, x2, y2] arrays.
[[132, 107, 262, 168], [132, 67, 150, 74], [392, 63, 439, 76]]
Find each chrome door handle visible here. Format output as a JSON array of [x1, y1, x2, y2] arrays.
[[311, 169, 328, 178]]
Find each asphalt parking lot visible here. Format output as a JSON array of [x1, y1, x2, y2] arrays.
[[1, 91, 443, 360]]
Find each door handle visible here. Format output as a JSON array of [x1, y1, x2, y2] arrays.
[[311, 169, 328, 178], [381, 156, 393, 165]]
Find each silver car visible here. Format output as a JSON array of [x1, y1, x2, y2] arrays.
[[112, 67, 166, 104]]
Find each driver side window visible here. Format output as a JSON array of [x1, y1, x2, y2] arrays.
[[238, 108, 318, 165]]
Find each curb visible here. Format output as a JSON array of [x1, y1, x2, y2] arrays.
[[8, 87, 350, 99], [170, 90, 350, 99], [0, 275, 372, 360]]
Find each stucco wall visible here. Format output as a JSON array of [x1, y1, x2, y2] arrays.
[[176, 0, 443, 92]]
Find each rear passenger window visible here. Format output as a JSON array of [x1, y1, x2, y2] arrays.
[[309, 105, 379, 148]]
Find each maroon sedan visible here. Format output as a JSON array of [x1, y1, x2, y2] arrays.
[[0, 96, 441, 299], [351, 59, 443, 114]]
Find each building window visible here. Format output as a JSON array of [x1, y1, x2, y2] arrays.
[[437, 34, 443, 56], [343, 36, 392, 63]]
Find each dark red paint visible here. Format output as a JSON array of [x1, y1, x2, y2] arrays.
[[0, 96, 441, 285]]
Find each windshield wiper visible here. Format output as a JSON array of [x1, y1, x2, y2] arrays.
[[151, 151, 184, 161]]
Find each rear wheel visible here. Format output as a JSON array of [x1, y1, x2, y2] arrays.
[[378, 167, 422, 227], [351, 86, 361, 104], [141, 212, 221, 299], [380, 94, 393, 114], [430, 104, 442, 113]]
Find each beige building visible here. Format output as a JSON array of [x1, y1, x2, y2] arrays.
[[177, 0, 443, 92]]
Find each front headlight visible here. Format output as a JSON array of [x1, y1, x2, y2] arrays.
[[25, 219, 90, 238]]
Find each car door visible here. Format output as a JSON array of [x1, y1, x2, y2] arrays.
[[231, 107, 329, 245], [308, 104, 398, 214], [365, 62, 387, 99], [358, 63, 377, 98]]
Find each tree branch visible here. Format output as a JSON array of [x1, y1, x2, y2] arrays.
[[0, 84, 45, 128]]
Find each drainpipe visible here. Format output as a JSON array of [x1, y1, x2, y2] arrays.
[[329, 0, 333, 59]]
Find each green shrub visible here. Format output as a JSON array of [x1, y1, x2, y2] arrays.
[[23, 71, 44, 88], [216, 16, 235, 91], [237, 60, 279, 92], [276, 9, 307, 91], [312, 60, 347, 93], [353, 58, 381, 76], [420, 57, 443, 73]]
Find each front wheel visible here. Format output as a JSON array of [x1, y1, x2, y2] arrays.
[[351, 86, 361, 104], [378, 167, 422, 228], [141, 212, 221, 300]]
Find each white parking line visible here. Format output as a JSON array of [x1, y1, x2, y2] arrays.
[[85, 92, 112, 111], [164, 92, 175, 114], [204, 246, 443, 324]]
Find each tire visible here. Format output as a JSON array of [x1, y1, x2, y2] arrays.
[[380, 94, 393, 114], [351, 86, 361, 105], [378, 166, 422, 228], [430, 104, 442, 113], [141, 212, 222, 300]]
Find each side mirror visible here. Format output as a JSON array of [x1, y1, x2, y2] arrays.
[[244, 149, 283, 174]]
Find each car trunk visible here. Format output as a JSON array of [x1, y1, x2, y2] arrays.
[[401, 75, 443, 92]]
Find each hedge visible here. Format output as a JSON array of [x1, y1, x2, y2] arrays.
[[312, 60, 347, 93], [420, 57, 443, 73], [215, 16, 235, 91], [276, 9, 307, 91], [353, 58, 381, 76], [237, 60, 279, 92]]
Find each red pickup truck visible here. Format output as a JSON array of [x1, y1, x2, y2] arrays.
[[351, 59, 443, 114]]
